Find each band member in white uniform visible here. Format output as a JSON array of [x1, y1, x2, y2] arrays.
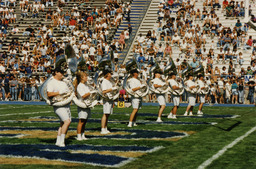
[[152, 70, 166, 122], [73, 72, 95, 140], [47, 67, 71, 147], [184, 74, 197, 116], [197, 74, 205, 115], [128, 69, 145, 127], [101, 70, 117, 134], [167, 73, 181, 119]]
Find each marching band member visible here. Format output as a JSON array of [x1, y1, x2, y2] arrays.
[[101, 69, 117, 134], [47, 67, 71, 147], [167, 73, 181, 119], [128, 69, 146, 127], [73, 72, 95, 140], [197, 74, 205, 115], [152, 69, 166, 122], [184, 74, 197, 116]]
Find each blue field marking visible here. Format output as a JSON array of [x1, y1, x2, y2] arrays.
[[0, 134, 23, 138], [0, 144, 131, 167], [0, 117, 217, 125], [0, 144, 162, 167], [0, 127, 187, 140], [87, 129, 187, 140]]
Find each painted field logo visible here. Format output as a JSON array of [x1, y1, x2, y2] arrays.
[[0, 144, 162, 167], [0, 126, 187, 167], [0, 115, 238, 167]]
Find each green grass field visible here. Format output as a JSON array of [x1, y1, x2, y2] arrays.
[[0, 104, 255, 169]]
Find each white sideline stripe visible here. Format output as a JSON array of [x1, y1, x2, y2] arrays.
[[0, 111, 52, 117], [198, 126, 256, 169], [0, 107, 79, 117]]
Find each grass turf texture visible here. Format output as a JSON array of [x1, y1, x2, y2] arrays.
[[0, 105, 255, 169]]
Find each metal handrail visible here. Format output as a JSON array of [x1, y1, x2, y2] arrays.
[[118, 0, 152, 65]]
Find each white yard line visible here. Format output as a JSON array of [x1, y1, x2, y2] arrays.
[[0, 111, 52, 117], [0, 107, 80, 117], [198, 126, 256, 169]]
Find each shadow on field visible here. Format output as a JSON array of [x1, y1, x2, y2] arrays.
[[214, 119, 242, 131]]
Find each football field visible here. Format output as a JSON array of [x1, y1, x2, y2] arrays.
[[0, 104, 255, 169]]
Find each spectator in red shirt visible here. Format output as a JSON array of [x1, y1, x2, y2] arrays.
[[244, 36, 253, 50], [222, 0, 229, 11], [87, 14, 93, 27], [69, 17, 76, 31]]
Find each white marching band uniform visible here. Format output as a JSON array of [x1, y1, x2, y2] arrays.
[[169, 79, 180, 106], [152, 77, 166, 106], [129, 77, 142, 109], [197, 79, 206, 104], [77, 82, 91, 119], [47, 78, 71, 121], [101, 78, 114, 114], [185, 79, 196, 106]]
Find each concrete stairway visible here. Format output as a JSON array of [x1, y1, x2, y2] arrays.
[[112, 0, 151, 64], [122, 0, 159, 64]]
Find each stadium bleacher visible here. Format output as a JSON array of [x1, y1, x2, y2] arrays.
[[0, 0, 255, 105]]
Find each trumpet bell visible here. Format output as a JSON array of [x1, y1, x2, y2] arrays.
[[77, 57, 88, 72], [164, 58, 177, 75], [98, 57, 113, 71], [181, 61, 192, 78], [65, 44, 77, 74], [193, 64, 204, 77], [125, 59, 138, 73]]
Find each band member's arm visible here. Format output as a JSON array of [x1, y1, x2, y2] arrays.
[[190, 85, 196, 89], [81, 92, 90, 99], [47, 91, 60, 98], [132, 86, 141, 92], [102, 88, 114, 94], [154, 84, 162, 88], [172, 85, 180, 90]]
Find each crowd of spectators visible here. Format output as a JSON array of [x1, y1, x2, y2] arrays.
[[0, 0, 133, 101], [0, 0, 255, 105], [128, 0, 256, 104]]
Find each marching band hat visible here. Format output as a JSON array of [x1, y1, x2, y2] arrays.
[[103, 69, 112, 76], [198, 74, 203, 78], [154, 69, 163, 74], [187, 74, 193, 78], [130, 69, 139, 74], [54, 67, 65, 74], [249, 78, 254, 82], [169, 72, 176, 77]]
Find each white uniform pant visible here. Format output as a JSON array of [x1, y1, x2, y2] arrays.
[[53, 105, 71, 122]]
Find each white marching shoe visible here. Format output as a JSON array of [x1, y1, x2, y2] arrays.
[[127, 122, 133, 127], [167, 113, 173, 119], [189, 112, 193, 116], [156, 118, 163, 122], [82, 135, 88, 140], [76, 137, 83, 141], [184, 112, 188, 116], [101, 128, 110, 134], [171, 115, 177, 119], [57, 142, 65, 147], [197, 111, 203, 115]]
